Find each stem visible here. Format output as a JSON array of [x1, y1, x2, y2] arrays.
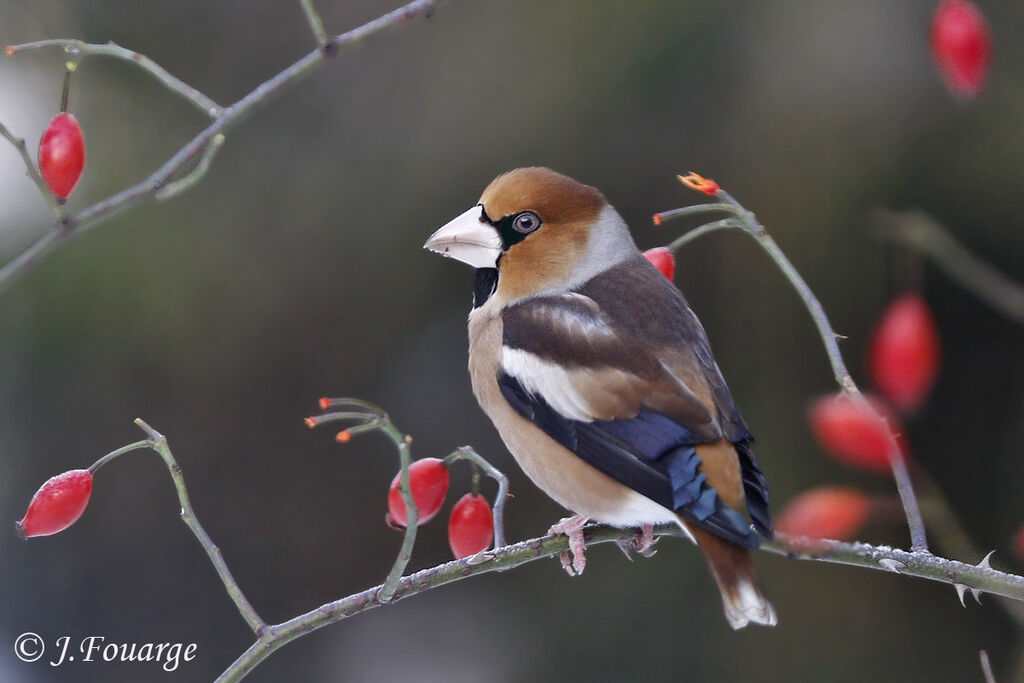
[[215, 522, 1024, 682], [87, 440, 150, 473], [658, 189, 929, 551], [979, 650, 997, 683], [376, 422, 417, 603], [653, 202, 730, 225], [7, 39, 223, 117], [132, 419, 266, 634], [309, 398, 420, 603], [875, 209, 1024, 325], [665, 217, 744, 253], [155, 134, 226, 200], [443, 446, 509, 548], [59, 68, 72, 113], [0, 0, 440, 293], [300, 0, 329, 47], [0, 120, 60, 211], [752, 234, 927, 551]]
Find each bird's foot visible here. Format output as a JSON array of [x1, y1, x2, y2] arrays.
[[615, 524, 659, 560], [634, 523, 659, 557], [548, 515, 588, 576]]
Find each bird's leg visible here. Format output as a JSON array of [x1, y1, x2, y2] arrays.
[[547, 515, 589, 576]]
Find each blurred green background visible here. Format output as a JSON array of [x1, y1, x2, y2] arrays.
[[2, 1, 1023, 681]]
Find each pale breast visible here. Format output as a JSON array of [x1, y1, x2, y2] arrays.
[[467, 302, 681, 528]]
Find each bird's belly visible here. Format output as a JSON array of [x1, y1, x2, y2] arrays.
[[499, 416, 679, 527], [468, 302, 679, 529]]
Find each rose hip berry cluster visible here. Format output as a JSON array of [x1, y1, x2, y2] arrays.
[[386, 457, 494, 559]]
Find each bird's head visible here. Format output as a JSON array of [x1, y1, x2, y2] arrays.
[[424, 167, 637, 304]]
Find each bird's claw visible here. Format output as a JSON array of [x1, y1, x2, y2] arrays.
[[548, 515, 588, 576], [615, 524, 659, 560], [634, 524, 659, 557]]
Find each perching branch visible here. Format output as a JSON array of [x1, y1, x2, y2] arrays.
[[656, 175, 929, 552], [0, 0, 441, 293], [214, 521, 1024, 682], [874, 209, 1024, 325], [28, 402, 1024, 683]]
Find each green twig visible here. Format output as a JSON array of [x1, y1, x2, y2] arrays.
[[300, 0, 329, 47], [7, 39, 223, 117], [0, 120, 60, 211], [875, 209, 1024, 325], [443, 445, 509, 548], [155, 134, 225, 200], [311, 398, 419, 604], [132, 419, 266, 634]]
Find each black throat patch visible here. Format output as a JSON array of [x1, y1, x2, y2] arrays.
[[473, 268, 498, 308]]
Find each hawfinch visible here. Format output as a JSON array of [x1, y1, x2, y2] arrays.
[[424, 167, 776, 629]]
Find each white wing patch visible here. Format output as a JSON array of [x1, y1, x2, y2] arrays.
[[501, 347, 596, 422]]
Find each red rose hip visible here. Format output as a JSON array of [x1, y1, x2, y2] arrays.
[[17, 469, 94, 539], [776, 487, 871, 541], [808, 394, 903, 473], [643, 247, 676, 281], [930, 0, 992, 99], [38, 112, 86, 199], [869, 294, 941, 414], [387, 458, 449, 527], [448, 493, 494, 559]]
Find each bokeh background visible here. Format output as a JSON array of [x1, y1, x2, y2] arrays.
[[2, 1, 1023, 681]]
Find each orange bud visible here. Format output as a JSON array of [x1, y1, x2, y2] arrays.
[[678, 172, 720, 195], [335, 430, 352, 443]]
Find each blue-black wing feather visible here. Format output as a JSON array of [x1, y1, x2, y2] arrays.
[[498, 372, 759, 547]]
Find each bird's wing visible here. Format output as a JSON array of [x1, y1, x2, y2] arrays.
[[500, 269, 765, 545], [579, 255, 772, 537]]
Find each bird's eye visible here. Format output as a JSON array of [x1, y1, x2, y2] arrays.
[[512, 211, 541, 234]]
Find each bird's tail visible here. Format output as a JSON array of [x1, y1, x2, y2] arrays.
[[692, 527, 777, 629]]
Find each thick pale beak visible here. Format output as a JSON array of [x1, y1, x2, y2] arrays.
[[424, 205, 502, 269]]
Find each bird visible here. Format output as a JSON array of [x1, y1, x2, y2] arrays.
[[423, 167, 776, 629]]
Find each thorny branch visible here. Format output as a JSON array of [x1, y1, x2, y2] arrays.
[[67, 408, 1024, 681], [656, 175, 929, 552]]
